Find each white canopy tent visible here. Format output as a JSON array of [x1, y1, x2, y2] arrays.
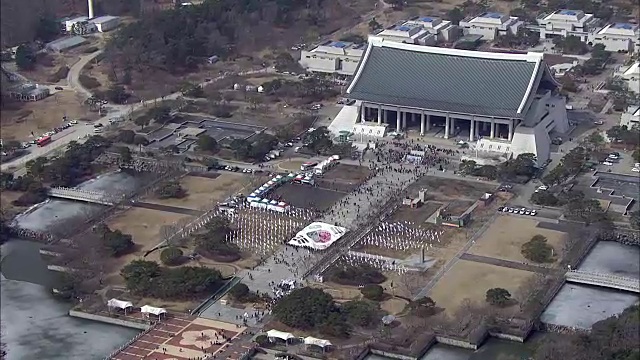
[[107, 298, 133, 314], [304, 336, 332, 350], [266, 330, 295, 343], [140, 305, 167, 319]]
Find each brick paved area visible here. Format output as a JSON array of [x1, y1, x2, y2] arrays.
[[112, 316, 247, 360]]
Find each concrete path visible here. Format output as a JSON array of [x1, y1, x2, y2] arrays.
[[130, 201, 205, 216], [460, 253, 554, 274], [413, 213, 498, 300]]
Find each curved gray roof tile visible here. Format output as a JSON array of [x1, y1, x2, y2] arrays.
[[347, 43, 544, 118]]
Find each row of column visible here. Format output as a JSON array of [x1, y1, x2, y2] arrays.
[[362, 106, 513, 141]]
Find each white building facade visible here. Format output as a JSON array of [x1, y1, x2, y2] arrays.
[[459, 12, 524, 41], [345, 38, 569, 165], [614, 62, 640, 94], [588, 23, 640, 53], [64, 16, 89, 32], [532, 9, 599, 41], [299, 41, 365, 75], [89, 16, 121, 32], [620, 106, 639, 128], [373, 16, 458, 45]]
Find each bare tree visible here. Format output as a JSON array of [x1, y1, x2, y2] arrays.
[[159, 224, 178, 246]]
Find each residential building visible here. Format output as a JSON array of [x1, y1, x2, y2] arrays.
[[458, 12, 524, 41], [588, 23, 640, 53], [89, 16, 121, 32], [620, 105, 639, 128], [532, 9, 600, 41], [373, 16, 459, 45], [342, 37, 569, 165], [298, 41, 366, 75], [614, 62, 640, 94]]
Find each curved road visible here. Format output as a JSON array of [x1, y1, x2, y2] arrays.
[[1, 51, 271, 173], [2, 0, 392, 174]]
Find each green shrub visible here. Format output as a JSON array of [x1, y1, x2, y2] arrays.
[[521, 235, 554, 263], [160, 247, 184, 266], [360, 284, 384, 301], [229, 283, 250, 300], [79, 74, 101, 89]]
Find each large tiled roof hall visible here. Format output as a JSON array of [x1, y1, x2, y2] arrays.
[[347, 38, 552, 118], [112, 316, 250, 360]]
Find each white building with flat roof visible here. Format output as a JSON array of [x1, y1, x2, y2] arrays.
[[89, 16, 121, 32], [532, 9, 599, 41], [459, 12, 524, 41], [373, 16, 458, 45], [588, 23, 640, 53], [299, 41, 366, 75], [64, 16, 89, 32], [620, 105, 639, 128], [614, 62, 640, 94]]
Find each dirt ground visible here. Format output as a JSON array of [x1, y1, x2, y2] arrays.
[[272, 183, 346, 211], [144, 249, 240, 278], [410, 177, 496, 201], [323, 164, 371, 184], [468, 216, 567, 265], [103, 207, 193, 285], [277, 159, 306, 172], [429, 260, 535, 316], [388, 201, 443, 224], [316, 282, 362, 301], [0, 190, 25, 218], [381, 297, 409, 315], [144, 174, 251, 210], [0, 91, 98, 141]]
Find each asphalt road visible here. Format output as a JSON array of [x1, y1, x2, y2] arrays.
[[1, 53, 272, 173]]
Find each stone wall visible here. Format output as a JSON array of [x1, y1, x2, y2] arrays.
[[69, 310, 150, 330], [601, 229, 640, 246]]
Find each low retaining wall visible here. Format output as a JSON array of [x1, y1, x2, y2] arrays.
[[538, 322, 590, 335], [103, 322, 157, 360], [435, 334, 485, 351], [369, 349, 419, 360], [69, 310, 150, 330], [488, 331, 527, 343]]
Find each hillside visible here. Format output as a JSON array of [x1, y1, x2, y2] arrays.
[[105, 0, 361, 74], [0, 0, 139, 47]]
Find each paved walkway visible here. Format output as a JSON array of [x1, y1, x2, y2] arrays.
[[112, 315, 247, 360], [413, 213, 498, 300], [131, 201, 205, 216], [460, 253, 554, 274]]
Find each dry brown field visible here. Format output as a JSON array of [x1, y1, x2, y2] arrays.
[[468, 216, 567, 264]]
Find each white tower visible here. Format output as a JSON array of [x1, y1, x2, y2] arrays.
[[88, 0, 94, 19]]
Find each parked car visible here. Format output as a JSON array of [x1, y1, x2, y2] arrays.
[[632, 168, 640, 173], [593, 120, 604, 125], [602, 161, 614, 166], [69, 120, 78, 125], [94, 123, 103, 128], [497, 206, 504, 212], [530, 210, 537, 216]]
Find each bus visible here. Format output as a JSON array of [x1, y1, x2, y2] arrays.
[[300, 161, 317, 171], [37, 136, 52, 147]]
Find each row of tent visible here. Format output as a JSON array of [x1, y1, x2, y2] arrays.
[[107, 298, 167, 317], [265, 330, 332, 348], [246, 173, 301, 212], [248, 198, 290, 212]]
